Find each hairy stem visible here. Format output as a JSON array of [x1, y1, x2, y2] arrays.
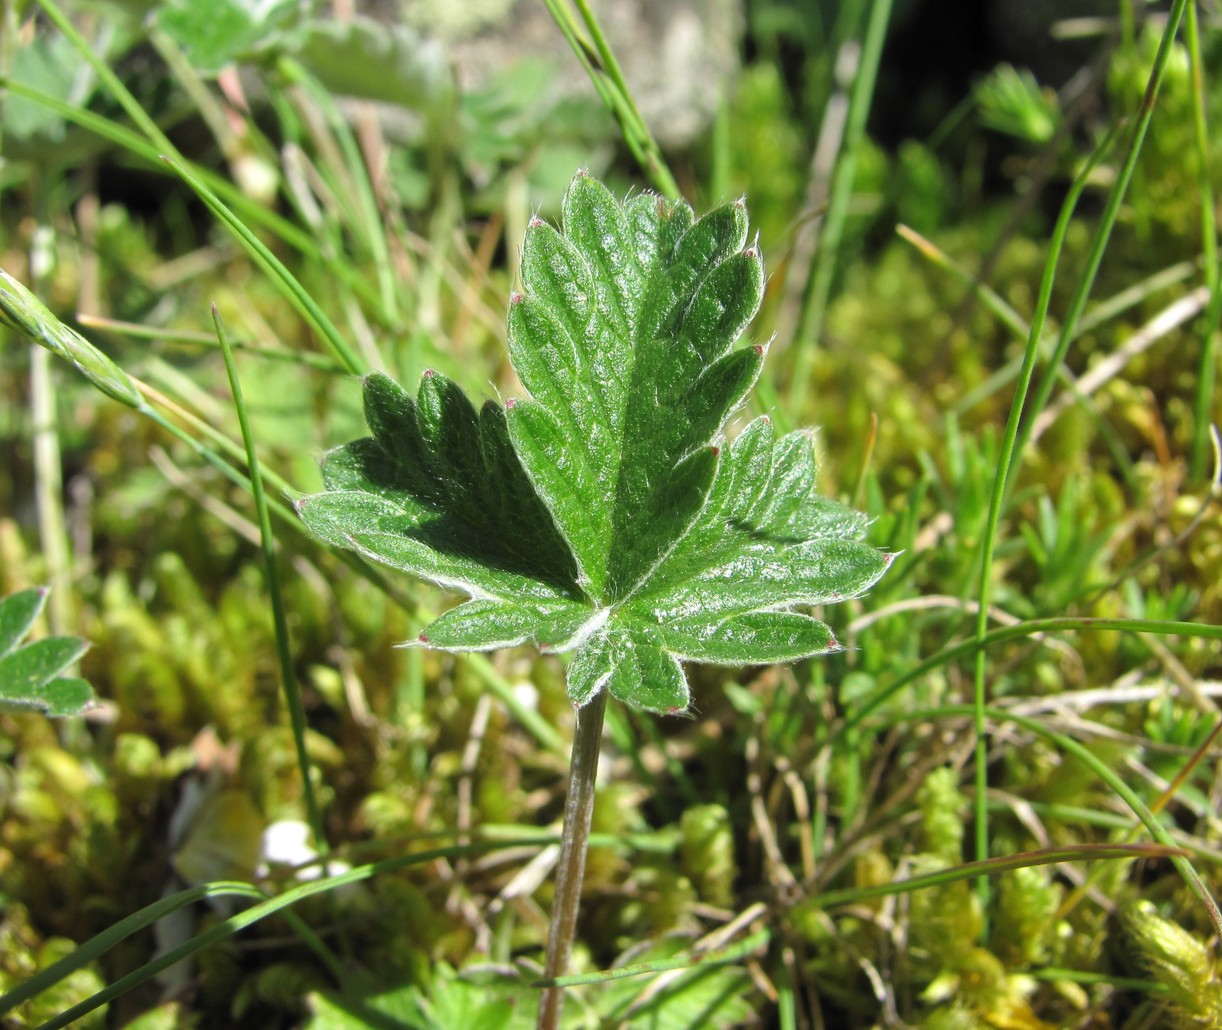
[[537, 689, 608, 1030]]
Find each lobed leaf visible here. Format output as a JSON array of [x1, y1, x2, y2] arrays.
[[568, 627, 689, 713], [296, 370, 585, 650], [299, 173, 892, 713], [506, 172, 765, 603], [0, 587, 45, 657], [0, 588, 96, 717]]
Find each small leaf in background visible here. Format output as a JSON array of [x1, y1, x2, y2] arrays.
[[154, 0, 299, 74], [3, 31, 98, 141], [0, 587, 96, 717], [289, 17, 452, 111], [299, 172, 892, 713]]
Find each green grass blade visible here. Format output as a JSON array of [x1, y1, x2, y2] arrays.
[[34, 0, 176, 157], [0, 883, 265, 1017], [279, 56, 399, 328], [845, 614, 1222, 734], [538, 0, 680, 198], [967, 123, 1120, 924], [787, 0, 895, 417], [30, 0, 365, 374], [910, 706, 1222, 938], [214, 307, 328, 850], [966, 0, 1191, 928], [537, 928, 769, 987], [78, 314, 348, 372], [163, 154, 363, 373], [0, 77, 391, 317], [9, 839, 544, 1030], [1185, 1, 1220, 481], [1011, 0, 1191, 469], [810, 843, 1188, 909]]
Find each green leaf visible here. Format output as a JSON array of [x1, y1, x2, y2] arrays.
[[299, 173, 892, 713], [35, 677, 98, 718], [155, 0, 298, 74], [0, 588, 96, 717], [506, 174, 765, 601], [296, 370, 589, 650], [0, 587, 45, 657], [288, 17, 452, 111], [623, 415, 894, 629], [568, 627, 689, 713], [3, 31, 98, 142]]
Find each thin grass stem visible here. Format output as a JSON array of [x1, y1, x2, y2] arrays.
[[846, 614, 1222, 735], [968, 124, 1118, 926], [1010, 0, 1191, 470], [888, 704, 1222, 938], [29, 0, 366, 374], [162, 154, 363, 374], [786, 0, 894, 418], [538, 0, 680, 198], [214, 308, 328, 852], [967, 0, 1190, 928], [1, 838, 545, 1029], [1185, 1, 1221, 480], [810, 842, 1187, 910]]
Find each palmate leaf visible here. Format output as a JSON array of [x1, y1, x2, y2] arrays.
[[297, 172, 891, 713], [0, 587, 96, 717]]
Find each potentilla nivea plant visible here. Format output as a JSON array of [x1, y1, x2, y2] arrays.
[[296, 171, 892, 1027]]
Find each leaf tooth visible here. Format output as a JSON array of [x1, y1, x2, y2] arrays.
[[743, 228, 762, 261]]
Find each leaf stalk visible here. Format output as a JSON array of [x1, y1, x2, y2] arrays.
[[537, 688, 608, 1029]]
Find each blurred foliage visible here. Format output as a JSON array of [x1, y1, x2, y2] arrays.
[[0, 586, 95, 715], [1, 0, 1221, 1026], [976, 64, 1061, 145]]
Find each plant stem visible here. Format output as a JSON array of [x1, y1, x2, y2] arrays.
[[786, 0, 894, 418], [537, 689, 608, 1030]]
